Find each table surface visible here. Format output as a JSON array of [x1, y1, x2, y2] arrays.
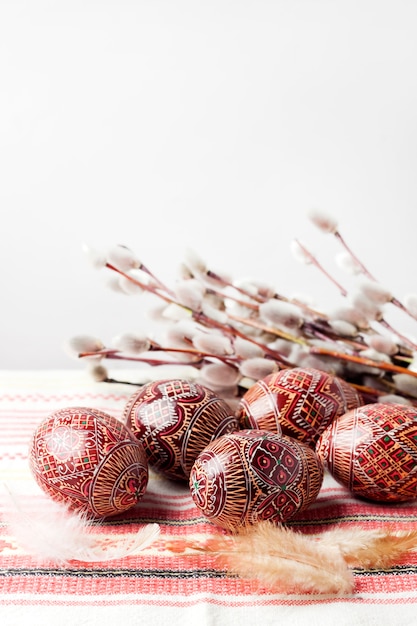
[[1, 370, 417, 626]]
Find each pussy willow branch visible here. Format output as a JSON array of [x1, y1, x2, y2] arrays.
[[108, 253, 417, 377], [294, 242, 417, 352], [332, 229, 417, 323], [98, 262, 417, 384], [293, 239, 348, 297], [73, 229, 417, 407], [106, 262, 293, 368]]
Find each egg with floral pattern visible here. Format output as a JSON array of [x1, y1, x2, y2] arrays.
[[236, 367, 363, 447], [29, 406, 149, 519], [316, 402, 417, 502], [124, 379, 239, 481], [189, 429, 324, 531]]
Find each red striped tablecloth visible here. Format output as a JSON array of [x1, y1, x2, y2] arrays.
[[1, 370, 417, 626]]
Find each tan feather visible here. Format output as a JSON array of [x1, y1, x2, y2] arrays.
[[316, 526, 417, 569], [167, 521, 417, 594], [187, 522, 354, 595]]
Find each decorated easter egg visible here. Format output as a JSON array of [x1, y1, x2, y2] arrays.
[[29, 406, 149, 518], [316, 403, 417, 502], [236, 367, 363, 447], [124, 379, 239, 481], [189, 429, 324, 531]]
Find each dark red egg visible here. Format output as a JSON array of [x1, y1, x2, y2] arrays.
[[124, 379, 239, 481], [236, 367, 363, 447], [189, 429, 324, 531], [316, 402, 417, 502], [29, 406, 149, 519]]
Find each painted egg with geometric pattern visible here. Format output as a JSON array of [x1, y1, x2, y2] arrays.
[[124, 379, 239, 481], [316, 403, 417, 502], [29, 406, 149, 519], [189, 429, 324, 531], [236, 367, 363, 448]]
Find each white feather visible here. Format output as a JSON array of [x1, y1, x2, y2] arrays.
[[3, 485, 160, 564]]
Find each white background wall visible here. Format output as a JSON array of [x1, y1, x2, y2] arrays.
[[2, 0, 417, 371]]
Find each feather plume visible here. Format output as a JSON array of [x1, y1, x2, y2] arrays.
[[3, 486, 160, 564], [316, 526, 417, 569], [166, 522, 417, 594], [179, 522, 354, 595]]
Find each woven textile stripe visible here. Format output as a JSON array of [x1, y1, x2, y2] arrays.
[[1, 370, 417, 626]]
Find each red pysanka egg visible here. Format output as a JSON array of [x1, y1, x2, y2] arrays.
[[124, 379, 239, 481], [189, 429, 324, 531], [236, 367, 363, 447], [316, 403, 417, 502], [29, 407, 149, 519]]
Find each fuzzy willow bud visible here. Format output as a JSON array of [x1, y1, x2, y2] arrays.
[[358, 348, 391, 364], [174, 279, 205, 311], [82, 243, 107, 269], [107, 245, 141, 272], [328, 320, 358, 337], [201, 302, 228, 324], [162, 303, 193, 321], [192, 332, 233, 356], [112, 333, 151, 355], [234, 337, 264, 359], [239, 357, 278, 380], [378, 394, 412, 406], [307, 208, 338, 234], [365, 335, 398, 356], [118, 272, 145, 295], [404, 294, 417, 318], [259, 300, 303, 330], [64, 335, 104, 359], [349, 291, 383, 322], [328, 306, 370, 330], [183, 248, 207, 274], [88, 364, 109, 382], [164, 320, 201, 348], [357, 278, 392, 305], [199, 362, 241, 387], [393, 374, 417, 399], [335, 251, 362, 276]]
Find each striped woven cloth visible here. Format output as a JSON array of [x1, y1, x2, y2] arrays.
[[1, 370, 417, 626]]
